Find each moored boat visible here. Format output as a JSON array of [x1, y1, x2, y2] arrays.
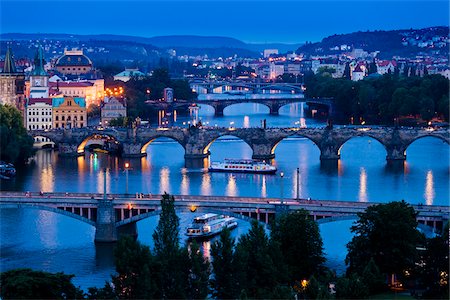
[[186, 213, 238, 239], [209, 158, 276, 174]]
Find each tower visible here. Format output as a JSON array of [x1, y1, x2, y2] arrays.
[[0, 45, 25, 108], [29, 45, 49, 98]]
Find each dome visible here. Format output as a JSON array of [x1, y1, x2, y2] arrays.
[[56, 50, 93, 67]]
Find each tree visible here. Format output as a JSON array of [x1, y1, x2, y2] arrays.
[[152, 193, 189, 298], [419, 96, 435, 121], [361, 258, 386, 294], [0, 268, 84, 299], [210, 228, 238, 299], [335, 273, 369, 299], [111, 236, 158, 299], [234, 220, 292, 299], [0, 104, 35, 164], [187, 241, 210, 299], [346, 201, 421, 277], [343, 62, 351, 79], [368, 59, 378, 74], [271, 209, 326, 284]]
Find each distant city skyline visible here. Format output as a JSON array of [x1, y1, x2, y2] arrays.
[[1, 0, 449, 44]]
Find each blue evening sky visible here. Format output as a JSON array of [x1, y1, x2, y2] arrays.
[[1, 0, 448, 43]]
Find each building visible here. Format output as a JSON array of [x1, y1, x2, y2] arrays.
[[25, 98, 53, 130], [55, 49, 93, 75], [101, 96, 127, 127], [52, 97, 87, 129], [29, 46, 49, 99], [263, 49, 279, 58], [351, 65, 365, 81], [113, 68, 145, 82], [0, 46, 25, 108], [48, 80, 104, 107], [377, 60, 396, 75]]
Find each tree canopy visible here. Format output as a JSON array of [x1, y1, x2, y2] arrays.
[[0, 104, 35, 164]]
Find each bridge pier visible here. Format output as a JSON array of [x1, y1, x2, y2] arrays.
[[95, 198, 117, 243], [319, 145, 340, 161], [122, 142, 146, 158], [269, 104, 280, 115], [58, 143, 82, 156], [252, 144, 275, 160], [385, 146, 407, 161]]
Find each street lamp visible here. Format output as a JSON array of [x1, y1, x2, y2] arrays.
[[124, 162, 130, 194], [280, 171, 284, 204]]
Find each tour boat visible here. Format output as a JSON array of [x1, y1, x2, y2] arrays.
[[186, 213, 238, 239], [0, 162, 16, 179], [209, 159, 277, 174]]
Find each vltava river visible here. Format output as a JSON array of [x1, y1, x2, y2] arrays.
[[1, 103, 448, 289]]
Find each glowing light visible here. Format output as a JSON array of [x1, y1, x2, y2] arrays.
[[358, 167, 368, 202], [424, 170, 435, 205], [189, 204, 197, 212], [226, 174, 238, 197], [243, 116, 250, 128]]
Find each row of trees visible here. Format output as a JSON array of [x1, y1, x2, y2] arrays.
[[304, 71, 449, 124], [0, 104, 35, 164], [1, 197, 448, 299]]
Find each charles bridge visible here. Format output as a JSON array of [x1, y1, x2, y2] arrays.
[[31, 126, 449, 162], [0, 191, 448, 243]]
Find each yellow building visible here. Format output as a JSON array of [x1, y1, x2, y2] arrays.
[[52, 97, 87, 129]]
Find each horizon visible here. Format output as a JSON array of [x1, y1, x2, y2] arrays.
[[1, 0, 449, 44]]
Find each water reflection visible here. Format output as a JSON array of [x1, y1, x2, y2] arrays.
[[40, 165, 54, 192], [261, 176, 267, 198], [358, 167, 368, 202], [424, 170, 435, 205], [226, 174, 238, 196], [36, 211, 58, 248], [159, 167, 170, 194], [180, 170, 189, 195], [201, 172, 212, 195]]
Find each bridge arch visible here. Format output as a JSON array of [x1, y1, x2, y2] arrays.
[[77, 133, 120, 154], [0, 203, 95, 226], [270, 133, 322, 156], [32, 135, 57, 149], [405, 134, 450, 150], [338, 135, 388, 158], [223, 102, 270, 115], [140, 136, 186, 155], [202, 134, 253, 157], [115, 207, 267, 227]]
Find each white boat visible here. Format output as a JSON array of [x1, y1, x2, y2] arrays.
[[209, 159, 277, 174], [186, 213, 238, 239]]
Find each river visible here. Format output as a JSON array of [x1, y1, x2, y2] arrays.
[[1, 103, 448, 290]]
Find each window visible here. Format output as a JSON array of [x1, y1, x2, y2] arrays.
[[62, 68, 65, 71], [80, 116, 83, 121], [56, 116, 59, 121], [55, 124, 59, 128], [62, 116, 65, 121]]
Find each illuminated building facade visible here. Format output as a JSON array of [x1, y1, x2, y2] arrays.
[[52, 97, 87, 129], [0, 46, 25, 108]]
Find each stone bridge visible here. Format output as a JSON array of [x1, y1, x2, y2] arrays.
[[30, 126, 449, 162], [146, 96, 331, 116], [1, 192, 448, 243], [190, 81, 304, 94]]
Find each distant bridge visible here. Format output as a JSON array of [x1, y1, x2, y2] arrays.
[[1, 191, 448, 242], [29, 127, 449, 163], [189, 80, 304, 95], [145, 96, 332, 117]]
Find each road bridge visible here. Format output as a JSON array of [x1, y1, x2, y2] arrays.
[[1, 192, 448, 243], [30, 126, 449, 163], [189, 81, 304, 95], [145, 96, 332, 117]]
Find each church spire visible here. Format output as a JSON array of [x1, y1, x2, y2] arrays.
[[2, 45, 17, 74], [32, 45, 47, 76]]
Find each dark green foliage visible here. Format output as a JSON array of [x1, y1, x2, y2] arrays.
[[304, 275, 331, 299], [346, 201, 421, 276], [343, 62, 351, 79], [335, 273, 369, 299], [305, 72, 449, 123], [0, 268, 84, 299], [234, 220, 292, 299], [187, 241, 210, 299], [271, 209, 326, 283], [86, 283, 116, 299], [368, 59, 378, 74], [108, 116, 129, 127], [152, 193, 189, 298], [362, 258, 386, 294], [111, 236, 157, 299], [0, 104, 35, 164], [412, 231, 449, 299], [210, 228, 238, 299]]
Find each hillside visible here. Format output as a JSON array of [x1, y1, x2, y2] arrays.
[[296, 26, 449, 58]]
